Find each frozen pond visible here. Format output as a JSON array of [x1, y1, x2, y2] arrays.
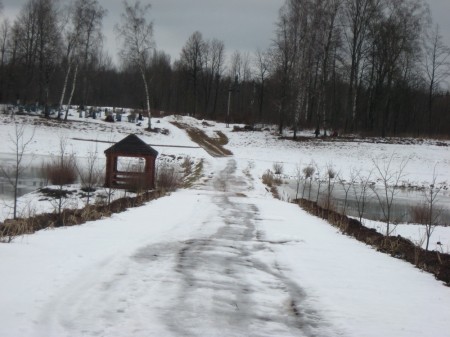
[[0, 153, 104, 200], [1, 152, 449, 225], [281, 179, 450, 225], [0, 153, 49, 200]]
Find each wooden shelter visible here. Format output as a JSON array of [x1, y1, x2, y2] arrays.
[[104, 134, 158, 190]]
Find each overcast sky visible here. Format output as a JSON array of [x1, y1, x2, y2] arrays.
[[1, 0, 450, 65]]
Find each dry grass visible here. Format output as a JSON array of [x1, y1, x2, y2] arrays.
[[0, 190, 162, 242], [262, 170, 283, 187], [42, 156, 77, 186], [157, 163, 182, 192], [411, 203, 429, 224], [183, 159, 204, 188], [273, 162, 284, 175], [297, 198, 450, 286]]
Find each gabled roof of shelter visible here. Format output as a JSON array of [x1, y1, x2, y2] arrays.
[[104, 134, 158, 157]]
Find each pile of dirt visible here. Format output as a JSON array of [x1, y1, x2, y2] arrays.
[[171, 121, 232, 157], [297, 198, 450, 286]]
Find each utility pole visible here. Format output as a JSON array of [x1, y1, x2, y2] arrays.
[[226, 75, 239, 128]]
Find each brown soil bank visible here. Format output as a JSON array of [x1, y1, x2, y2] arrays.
[[297, 199, 450, 286], [171, 121, 232, 157], [0, 191, 162, 243]]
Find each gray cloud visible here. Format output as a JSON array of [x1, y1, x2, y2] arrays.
[[78, 0, 284, 64], [2, 0, 450, 65]]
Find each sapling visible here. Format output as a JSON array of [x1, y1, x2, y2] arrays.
[[338, 169, 356, 215], [371, 153, 409, 236], [76, 145, 102, 205], [294, 162, 303, 200], [325, 163, 337, 210], [315, 164, 323, 203], [412, 165, 443, 251], [0, 119, 35, 219], [353, 169, 373, 223], [42, 136, 78, 223], [302, 162, 315, 199]]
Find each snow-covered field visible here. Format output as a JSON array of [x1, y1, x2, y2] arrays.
[[0, 112, 450, 336]]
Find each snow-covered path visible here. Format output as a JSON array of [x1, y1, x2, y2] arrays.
[[166, 159, 331, 336], [42, 159, 334, 337], [1, 157, 450, 336], [1, 159, 333, 337]]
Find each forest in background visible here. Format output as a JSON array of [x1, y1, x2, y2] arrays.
[[0, 0, 449, 137]]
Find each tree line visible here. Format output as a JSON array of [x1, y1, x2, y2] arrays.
[[0, 0, 449, 137]]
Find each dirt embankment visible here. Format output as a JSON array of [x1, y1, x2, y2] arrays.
[[0, 191, 162, 243], [297, 199, 450, 286], [171, 121, 232, 157]]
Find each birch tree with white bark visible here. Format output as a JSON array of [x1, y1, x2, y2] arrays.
[[116, 0, 154, 129], [60, 0, 106, 121]]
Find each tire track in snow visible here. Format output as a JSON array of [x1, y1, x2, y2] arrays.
[[39, 159, 335, 337], [168, 159, 332, 337]]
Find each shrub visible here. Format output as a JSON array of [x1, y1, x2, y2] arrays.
[[262, 170, 282, 187], [181, 156, 193, 175], [157, 163, 181, 192], [273, 162, 284, 175], [42, 156, 77, 186]]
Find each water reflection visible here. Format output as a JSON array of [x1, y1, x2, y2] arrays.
[[282, 179, 450, 225]]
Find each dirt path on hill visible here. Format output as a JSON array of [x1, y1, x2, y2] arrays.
[[171, 121, 233, 157]]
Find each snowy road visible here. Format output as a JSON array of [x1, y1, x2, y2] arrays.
[[22, 159, 333, 337], [2, 158, 450, 337]]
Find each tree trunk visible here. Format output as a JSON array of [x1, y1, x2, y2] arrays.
[[65, 63, 79, 121], [141, 68, 152, 130], [59, 62, 72, 118]]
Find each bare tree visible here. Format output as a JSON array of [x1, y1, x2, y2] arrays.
[[315, 164, 323, 203], [422, 24, 450, 135], [179, 31, 206, 117], [339, 169, 356, 215], [0, 18, 10, 101], [209, 39, 225, 118], [42, 137, 78, 220], [15, 0, 61, 113], [342, 0, 380, 132], [59, 0, 106, 121], [201, 38, 225, 118], [58, 2, 82, 119], [76, 146, 102, 205], [0, 119, 35, 219], [12, 0, 62, 113], [78, 0, 107, 108], [325, 163, 337, 210], [293, 162, 303, 200], [412, 165, 443, 251], [254, 48, 270, 122], [302, 162, 315, 199], [371, 154, 409, 236], [353, 170, 373, 223], [272, 2, 298, 135], [116, 0, 154, 129]]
